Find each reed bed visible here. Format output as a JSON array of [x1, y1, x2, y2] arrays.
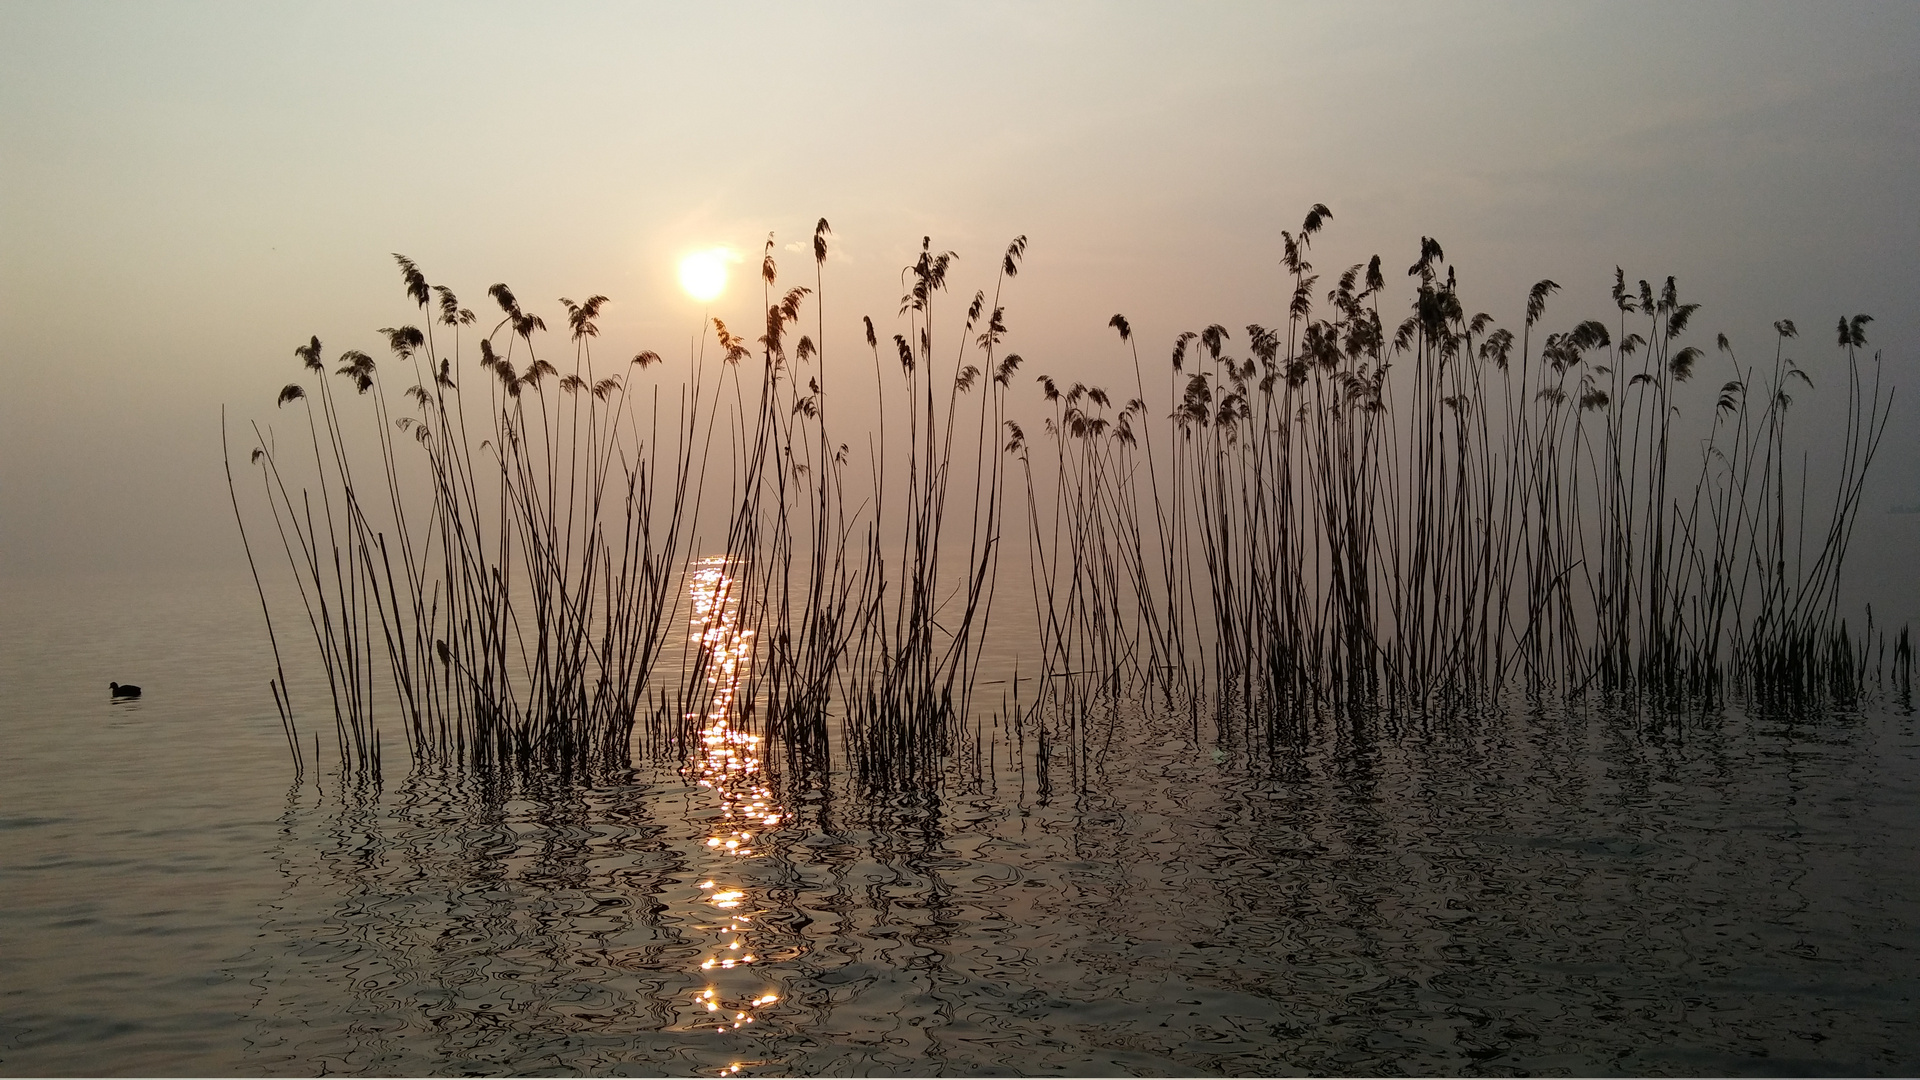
[[1019, 208, 1903, 740], [230, 227, 1023, 786], [229, 208, 1907, 787]]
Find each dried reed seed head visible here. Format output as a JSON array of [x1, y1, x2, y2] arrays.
[[335, 349, 375, 380], [562, 295, 609, 341], [380, 325, 425, 359], [1393, 317, 1417, 353], [1667, 303, 1700, 341], [1003, 236, 1027, 279], [296, 335, 325, 372], [1612, 266, 1629, 310], [1290, 276, 1318, 321], [1246, 324, 1279, 364], [512, 312, 546, 341], [1407, 236, 1444, 279], [1570, 320, 1610, 351], [1716, 381, 1744, 416], [393, 254, 430, 309], [1526, 280, 1560, 328], [1171, 331, 1196, 371], [1335, 264, 1362, 302], [976, 307, 1010, 352], [433, 286, 472, 327], [779, 287, 810, 323], [1201, 324, 1229, 360]]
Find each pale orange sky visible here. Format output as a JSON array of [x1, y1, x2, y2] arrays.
[[3, 2, 1917, 619]]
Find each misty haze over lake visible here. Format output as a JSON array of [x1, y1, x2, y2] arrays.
[[4, 3, 1919, 1076]]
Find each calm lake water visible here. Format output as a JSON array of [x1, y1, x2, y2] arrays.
[[4, 569, 1919, 1076]]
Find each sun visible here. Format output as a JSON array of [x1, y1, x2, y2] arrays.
[[679, 249, 729, 302]]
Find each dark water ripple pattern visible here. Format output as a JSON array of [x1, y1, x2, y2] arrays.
[[216, 705, 1919, 1077], [3, 575, 1919, 1075]]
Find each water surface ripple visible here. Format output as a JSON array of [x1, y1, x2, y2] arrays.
[[3, 574, 1918, 1075]]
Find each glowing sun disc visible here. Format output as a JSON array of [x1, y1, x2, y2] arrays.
[[679, 249, 728, 302]]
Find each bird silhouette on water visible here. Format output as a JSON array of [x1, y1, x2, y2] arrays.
[[110, 682, 141, 699]]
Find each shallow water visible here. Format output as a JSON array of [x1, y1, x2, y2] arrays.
[[3, 570, 1919, 1076]]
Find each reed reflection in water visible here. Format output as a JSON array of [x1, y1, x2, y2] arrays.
[[231, 651, 1920, 1075], [8, 570, 1916, 1075]]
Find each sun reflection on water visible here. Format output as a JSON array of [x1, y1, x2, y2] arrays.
[[678, 560, 783, 1061]]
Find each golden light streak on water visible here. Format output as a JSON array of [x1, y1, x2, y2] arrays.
[[676, 559, 786, 1054]]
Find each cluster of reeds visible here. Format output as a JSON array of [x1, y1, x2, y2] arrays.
[[232, 208, 1907, 787], [228, 259, 700, 781], [1017, 206, 1904, 736], [682, 227, 1028, 789], [231, 228, 1029, 786]]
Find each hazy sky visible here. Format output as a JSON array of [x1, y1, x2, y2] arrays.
[[3, 2, 1917, 618]]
